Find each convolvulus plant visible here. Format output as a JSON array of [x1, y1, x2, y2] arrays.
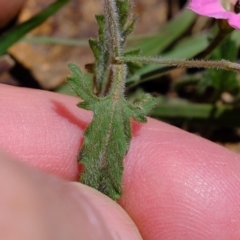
[[68, 0, 155, 200], [68, 0, 240, 200]]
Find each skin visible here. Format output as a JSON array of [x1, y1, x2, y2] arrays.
[[1, 84, 240, 240], [0, 85, 142, 239], [0, 0, 26, 28], [1, 2, 240, 239]]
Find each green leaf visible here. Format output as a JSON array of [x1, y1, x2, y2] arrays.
[[122, 16, 137, 39], [130, 9, 196, 56], [0, 0, 69, 56], [89, 38, 101, 60], [68, 63, 155, 199], [95, 14, 106, 43], [124, 48, 140, 56], [67, 64, 97, 105], [116, 0, 131, 30], [151, 96, 240, 128], [23, 36, 88, 46], [89, 14, 109, 94], [124, 48, 142, 75], [126, 10, 201, 87]]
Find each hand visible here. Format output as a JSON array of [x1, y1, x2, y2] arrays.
[[2, 1, 240, 239], [1, 84, 240, 240]]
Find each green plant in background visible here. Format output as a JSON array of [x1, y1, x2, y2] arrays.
[[0, 0, 68, 74], [152, 26, 240, 129], [0, 0, 68, 55], [197, 35, 239, 102]]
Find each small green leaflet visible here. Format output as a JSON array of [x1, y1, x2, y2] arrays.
[[68, 63, 155, 200]]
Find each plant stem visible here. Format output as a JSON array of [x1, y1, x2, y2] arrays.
[[117, 56, 240, 73], [193, 31, 225, 59], [99, 0, 125, 96], [104, 0, 122, 58]]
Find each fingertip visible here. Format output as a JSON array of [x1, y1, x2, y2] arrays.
[[121, 118, 240, 239], [0, 151, 142, 240], [0, 84, 90, 180], [0, 0, 25, 28], [72, 183, 143, 240]]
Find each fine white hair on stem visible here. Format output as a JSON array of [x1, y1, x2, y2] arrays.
[[116, 56, 240, 73], [104, 0, 123, 58]]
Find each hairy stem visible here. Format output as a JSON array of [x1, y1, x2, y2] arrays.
[[104, 0, 122, 58], [117, 56, 240, 73]]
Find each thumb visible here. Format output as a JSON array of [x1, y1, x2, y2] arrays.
[[0, 151, 142, 240], [0, 0, 26, 28]]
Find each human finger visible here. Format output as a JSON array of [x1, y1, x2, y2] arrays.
[[0, 0, 26, 28], [2, 84, 240, 239], [120, 118, 240, 239], [0, 150, 142, 240]]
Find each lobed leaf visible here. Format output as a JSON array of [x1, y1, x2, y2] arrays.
[[68, 63, 155, 199]]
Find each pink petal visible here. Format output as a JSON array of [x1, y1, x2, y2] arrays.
[[188, 0, 240, 30], [188, 0, 230, 19], [228, 13, 240, 30]]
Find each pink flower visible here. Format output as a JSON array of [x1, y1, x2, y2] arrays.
[[188, 0, 240, 30]]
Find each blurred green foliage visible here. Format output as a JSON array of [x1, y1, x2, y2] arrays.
[[197, 35, 239, 97], [0, 0, 68, 55]]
